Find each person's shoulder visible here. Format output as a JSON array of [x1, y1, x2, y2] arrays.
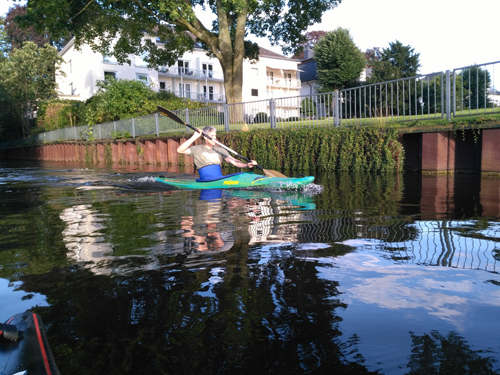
[[214, 146, 229, 154], [189, 144, 203, 151]]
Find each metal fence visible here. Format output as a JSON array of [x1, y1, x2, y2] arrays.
[[1, 60, 499, 149]]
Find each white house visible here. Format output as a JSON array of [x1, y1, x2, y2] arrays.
[[56, 36, 302, 111]]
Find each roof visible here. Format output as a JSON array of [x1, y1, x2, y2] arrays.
[[298, 59, 318, 82], [258, 47, 297, 62]]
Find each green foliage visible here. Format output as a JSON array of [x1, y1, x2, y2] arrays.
[[254, 112, 269, 124], [314, 28, 366, 91], [368, 40, 421, 82], [218, 126, 404, 172], [0, 42, 64, 138], [460, 66, 492, 110], [83, 78, 157, 125], [110, 130, 131, 139], [301, 98, 317, 117], [0, 16, 10, 59], [80, 126, 95, 141], [37, 99, 85, 130]]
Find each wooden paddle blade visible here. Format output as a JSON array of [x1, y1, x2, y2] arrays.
[[262, 169, 287, 178]]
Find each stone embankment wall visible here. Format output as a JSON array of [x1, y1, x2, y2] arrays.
[[0, 137, 192, 166], [2, 128, 500, 174]]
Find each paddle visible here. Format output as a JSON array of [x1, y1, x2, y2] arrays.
[[157, 105, 287, 178]]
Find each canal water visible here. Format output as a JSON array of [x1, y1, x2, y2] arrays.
[[1, 160, 499, 375]]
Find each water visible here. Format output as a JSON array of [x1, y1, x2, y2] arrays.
[[1, 161, 499, 374]]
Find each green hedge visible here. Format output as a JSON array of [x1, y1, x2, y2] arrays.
[[218, 126, 404, 172]]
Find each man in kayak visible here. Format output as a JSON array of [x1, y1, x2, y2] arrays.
[[177, 126, 258, 181]]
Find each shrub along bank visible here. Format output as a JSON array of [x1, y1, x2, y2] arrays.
[[215, 125, 404, 172]]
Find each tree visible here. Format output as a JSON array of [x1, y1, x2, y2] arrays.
[[0, 16, 10, 59], [460, 66, 492, 110], [294, 30, 327, 59], [313, 28, 366, 92], [5, 5, 49, 51], [20, 0, 341, 105], [0, 42, 64, 138], [368, 40, 420, 83], [5, 5, 69, 52]]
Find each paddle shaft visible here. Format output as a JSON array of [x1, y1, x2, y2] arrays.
[[184, 122, 258, 165], [157, 106, 263, 171]]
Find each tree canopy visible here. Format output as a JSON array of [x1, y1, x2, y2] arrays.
[[5, 4, 50, 51], [20, 0, 342, 104], [0, 42, 64, 138], [368, 40, 420, 82], [0, 16, 9, 59], [314, 28, 366, 92]]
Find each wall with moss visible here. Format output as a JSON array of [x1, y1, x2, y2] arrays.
[[219, 126, 404, 172]]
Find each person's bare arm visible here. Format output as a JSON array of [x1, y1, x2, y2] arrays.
[[177, 130, 203, 154], [224, 155, 258, 168]]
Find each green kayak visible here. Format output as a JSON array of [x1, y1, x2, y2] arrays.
[[155, 172, 314, 189]]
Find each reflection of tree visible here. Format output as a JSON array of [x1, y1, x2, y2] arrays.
[[0, 186, 69, 281], [407, 331, 498, 374], [21, 250, 376, 374]]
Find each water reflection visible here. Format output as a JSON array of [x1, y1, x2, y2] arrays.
[[58, 187, 319, 274], [2, 162, 500, 374], [407, 331, 498, 374]]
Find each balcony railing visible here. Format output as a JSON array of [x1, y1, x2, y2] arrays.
[[163, 90, 225, 103], [266, 78, 302, 89], [158, 66, 224, 81]]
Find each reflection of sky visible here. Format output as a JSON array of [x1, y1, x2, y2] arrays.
[[0, 278, 49, 320], [315, 251, 500, 373]]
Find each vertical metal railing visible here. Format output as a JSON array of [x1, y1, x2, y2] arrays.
[[452, 60, 500, 118]]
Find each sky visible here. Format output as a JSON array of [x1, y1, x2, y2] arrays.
[[2, 0, 499, 76]]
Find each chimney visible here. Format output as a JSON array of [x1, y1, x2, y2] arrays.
[[304, 48, 314, 59]]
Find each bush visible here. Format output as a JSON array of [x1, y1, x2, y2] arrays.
[[254, 112, 268, 124], [37, 99, 85, 130], [287, 117, 300, 122]]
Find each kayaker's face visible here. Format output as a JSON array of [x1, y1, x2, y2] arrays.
[[205, 130, 217, 147]]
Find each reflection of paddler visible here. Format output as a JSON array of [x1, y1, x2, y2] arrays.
[[180, 216, 234, 252], [177, 126, 258, 181]]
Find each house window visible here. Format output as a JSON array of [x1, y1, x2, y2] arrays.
[[69, 83, 74, 95], [135, 52, 148, 67], [203, 85, 214, 100], [136, 73, 149, 84], [267, 71, 274, 84], [104, 71, 117, 81], [103, 54, 117, 63], [202, 63, 213, 78], [159, 82, 166, 90], [285, 72, 292, 85], [178, 60, 190, 75], [251, 89, 258, 97], [179, 83, 191, 99]]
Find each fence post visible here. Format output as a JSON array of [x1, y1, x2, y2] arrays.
[[333, 90, 339, 127], [98, 124, 102, 140], [452, 70, 456, 117], [446, 70, 451, 121], [132, 118, 135, 138], [269, 98, 276, 129], [155, 113, 160, 136], [223, 104, 230, 132]]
